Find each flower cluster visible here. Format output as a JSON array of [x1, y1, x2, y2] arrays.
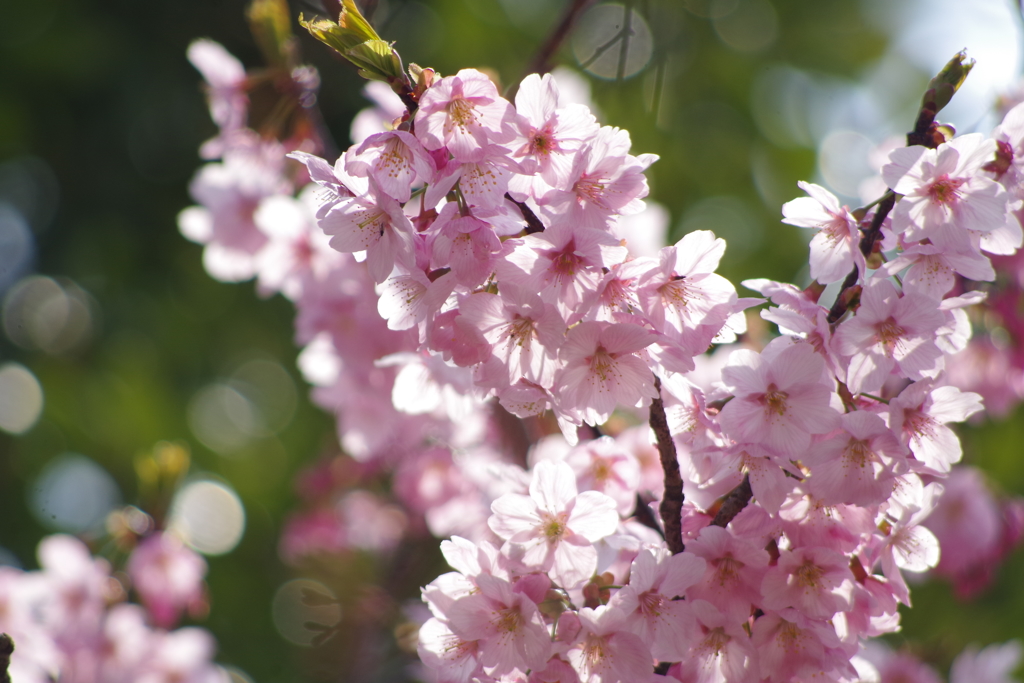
[[0, 534, 223, 683], [175, 22, 1024, 683]]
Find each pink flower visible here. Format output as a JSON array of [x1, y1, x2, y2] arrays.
[[781, 181, 864, 284], [833, 279, 947, 394], [717, 341, 840, 457], [127, 532, 208, 629], [488, 460, 618, 588], [508, 72, 598, 189], [345, 130, 435, 203], [554, 321, 657, 426], [317, 176, 416, 283], [888, 379, 983, 474], [804, 410, 907, 507], [565, 436, 641, 516], [497, 224, 628, 320], [415, 68, 516, 161], [611, 548, 705, 661], [760, 546, 855, 620], [447, 573, 551, 677], [540, 126, 657, 231], [565, 604, 653, 683], [457, 286, 565, 388], [636, 230, 739, 356], [883, 134, 1009, 253]]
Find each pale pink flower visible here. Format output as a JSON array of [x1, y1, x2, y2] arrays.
[[888, 379, 983, 474], [488, 460, 618, 588], [611, 547, 705, 661], [781, 181, 864, 284], [186, 39, 248, 158], [497, 224, 628, 320], [540, 126, 657, 230], [883, 243, 995, 299], [317, 176, 416, 283], [717, 341, 841, 457], [687, 526, 769, 618], [179, 143, 289, 282], [833, 279, 947, 394], [760, 546, 855, 620], [883, 133, 1009, 252], [950, 641, 1023, 683], [448, 573, 551, 677], [127, 532, 207, 629], [458, 286, 565, 388], [804, 410, 907, 507], [750, 609, 855, 683], [565, 605, 653, 683], [417, 616, 483, 683], [508, 72, 599, 189], [253, 187, 341, 300], [636, 230, 739, 356], [565, 436, 642, 516], [415, 68, 516, 160], [350, 81, 406, 145], [554, 321, 657, 426], [675, 599, 757, 683], [345, 130, 435, 203], [923, 466, 1004, 594]]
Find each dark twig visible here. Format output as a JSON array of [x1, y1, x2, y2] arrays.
[[524, 0, 596, 78], [0, 634, 12, 683], [651, 376, 685, 554], [505, 193, 547, 234], [826, 191, 896, 324], [710, 475, 752, 528], [631, 493, 665, 540]]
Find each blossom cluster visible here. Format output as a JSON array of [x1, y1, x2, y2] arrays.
[[174, 27, 1024, 683], [0, 534, 222, 683]]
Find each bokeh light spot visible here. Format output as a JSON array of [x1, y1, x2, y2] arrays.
[[573, 3, 654, 80], [30, 454, 121, 533], [0, 362, 43, 434], [188, 383, 260, 454], [818, 130, 875, 199], [679, 196, 763, 260], [713, 0, 778, 53], [169, 480, 245, 555], [0, 203, 33, 294], [271, 579, 342, 647], [2, 275, 95, 353]]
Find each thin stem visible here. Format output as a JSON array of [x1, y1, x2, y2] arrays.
[[651, 376, 685, 554], [615, 2, 634, 82], [523, 0, 597, 78]]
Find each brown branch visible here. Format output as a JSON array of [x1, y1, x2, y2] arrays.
[[711, 475, 752, 528], [651, 376, 685, 554]]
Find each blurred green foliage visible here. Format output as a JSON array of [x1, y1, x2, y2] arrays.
[[0, 0, 1022, 681]]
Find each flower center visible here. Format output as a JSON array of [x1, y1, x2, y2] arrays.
[[794, 560, 824, 588], [638, 590, 664, 617], [447, 97, 477, 128], [540, 511, 569, 542], [927, 173, 966, 205], [759, 383, 789, 417], [875, 317, 905, 354]]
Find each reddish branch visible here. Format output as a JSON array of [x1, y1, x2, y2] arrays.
[[651, 376, 685, 554], [710, 475, 752, 528]]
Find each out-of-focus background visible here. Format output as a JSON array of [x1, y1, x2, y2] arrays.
[[1, 0, 1023, 680]]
